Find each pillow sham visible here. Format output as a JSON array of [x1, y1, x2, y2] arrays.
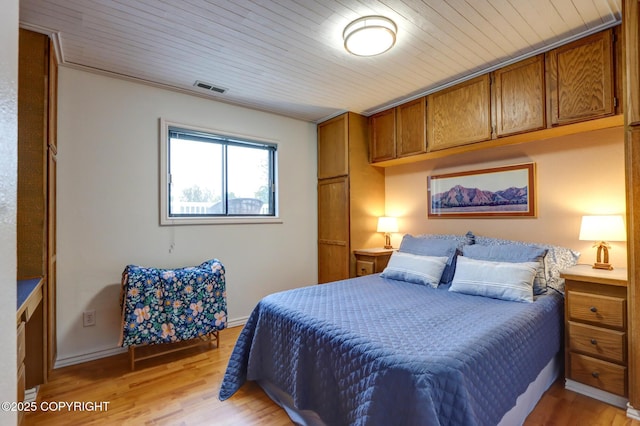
[[462, 244, 548, 295], [472, 235, 580, 293], [380, 252, 449, 288], [449, 257, 538, 303], [398, 234, 461, 285]]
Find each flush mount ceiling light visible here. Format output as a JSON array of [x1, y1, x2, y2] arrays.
[[343, 15, 397, 57]]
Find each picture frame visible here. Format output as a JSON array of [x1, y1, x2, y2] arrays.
[[427, 163, 536, 218]]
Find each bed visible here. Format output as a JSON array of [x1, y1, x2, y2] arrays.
[[219, 234, 579, 425]]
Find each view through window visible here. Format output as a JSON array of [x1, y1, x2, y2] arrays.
[[165, 125, 276, 221]]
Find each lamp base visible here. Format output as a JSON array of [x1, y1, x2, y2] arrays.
[[383, 233, 392, 250], [593, 262, 613, 270]]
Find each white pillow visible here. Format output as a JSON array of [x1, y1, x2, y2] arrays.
[[380, 252, 449, 288], [449, 256, 538, 302]]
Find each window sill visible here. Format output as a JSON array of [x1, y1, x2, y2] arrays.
[[160, 216, 283, 226]]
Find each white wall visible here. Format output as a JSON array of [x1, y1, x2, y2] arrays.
[[0, 0, 18, 423], [385, 127, 627, 267], [57, 67, 318, 364]]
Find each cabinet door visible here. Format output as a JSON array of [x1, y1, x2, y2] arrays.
[[317, 113, 348, 179], [318, 177, 349, 283], [547, 29, 614, 125], [493, 55, 546, 137], [427, 74, 491, 151], [397, 97, 427, 157], [369, 108, 396, 162]]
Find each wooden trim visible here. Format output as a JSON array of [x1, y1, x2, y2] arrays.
[[372, 114, 623, 168], [624, 0, 640, 411]]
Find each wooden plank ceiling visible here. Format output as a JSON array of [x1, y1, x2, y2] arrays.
[[19, 0, 621, 123]]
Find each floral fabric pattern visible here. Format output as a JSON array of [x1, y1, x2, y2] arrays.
[[119, 259, 227, 347]]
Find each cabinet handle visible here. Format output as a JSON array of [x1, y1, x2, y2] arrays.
[[592, 371, 600, 378], [590, 338, 598, 345], [590, 306, 598, 313]]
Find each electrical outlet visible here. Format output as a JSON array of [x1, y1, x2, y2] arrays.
[[83, 310, 96, 327]]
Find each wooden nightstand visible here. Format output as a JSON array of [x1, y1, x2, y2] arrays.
[[560, 264, 628, 408], [353, 248, 395, 276]]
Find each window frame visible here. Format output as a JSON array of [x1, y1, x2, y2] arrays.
[[159, 118, 281, 225]]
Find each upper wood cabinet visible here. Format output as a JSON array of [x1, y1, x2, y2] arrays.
[[369, 97, 427, 163], [492, 55, 546, 137], [547, 29, 615, 126], [317, 114, 349, 179], [369, 108, 396, 162], [396, 97, 427, 156], [427, 74, 491, 151]]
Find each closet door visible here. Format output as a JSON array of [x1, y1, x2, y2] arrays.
[[318, 176, 349, 284]]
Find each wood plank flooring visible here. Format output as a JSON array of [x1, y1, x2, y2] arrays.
[[24, 326, 640, 425]]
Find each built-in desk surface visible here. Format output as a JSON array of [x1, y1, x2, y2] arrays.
[[17, 277, 43, 323]]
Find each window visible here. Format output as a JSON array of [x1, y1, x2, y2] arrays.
[[160, 119, 278, 225]]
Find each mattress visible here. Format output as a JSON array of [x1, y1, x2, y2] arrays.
[[219, 274, 564, 425]]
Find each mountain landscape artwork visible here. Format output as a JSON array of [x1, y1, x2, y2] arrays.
[[428, 163, 535, 218]]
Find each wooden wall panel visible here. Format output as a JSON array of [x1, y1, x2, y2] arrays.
[[18, 29, 48, 278]]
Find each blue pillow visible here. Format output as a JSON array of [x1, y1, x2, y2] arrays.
[[472, 236, 580, 293], [380, 252, 449, 288], [463, 244, 548, 295], [399, 235, 460, 285], [449, 257, 538, 303]]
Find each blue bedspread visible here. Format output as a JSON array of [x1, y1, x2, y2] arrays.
[[219, 274, 563, 425]]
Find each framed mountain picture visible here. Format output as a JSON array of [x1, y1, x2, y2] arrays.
[[427, 163, 536, 218]]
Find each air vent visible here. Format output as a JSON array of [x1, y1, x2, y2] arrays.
[[193, 80, 227, 94]]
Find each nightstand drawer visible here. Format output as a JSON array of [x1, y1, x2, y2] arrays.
[[356, 260, 374, 276], [568, 321, 626, 363], [569, 352, 627, 396], [567, 291, 626, 329]]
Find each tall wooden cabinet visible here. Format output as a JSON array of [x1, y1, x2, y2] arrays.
[[317, 112, 385, 283], [17, 28, 57, 391]]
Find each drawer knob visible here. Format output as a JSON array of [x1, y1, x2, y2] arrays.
[[590, 306, 598, 313], [592, 371, 600, 378], [590, 338, 598, 345]]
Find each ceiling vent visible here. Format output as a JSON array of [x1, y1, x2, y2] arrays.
[[193, 80, 227, 94]]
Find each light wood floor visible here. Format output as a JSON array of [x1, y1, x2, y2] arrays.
[[24, 326, 640, 425]]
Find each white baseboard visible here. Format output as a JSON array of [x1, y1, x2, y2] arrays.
[[54, 316, 248, 368], [55, 346, 128, 368], [565, 379, 628, 409], [628, 403, 640, 420]]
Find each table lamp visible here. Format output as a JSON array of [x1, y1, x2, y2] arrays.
[[377, 216, 398, 249], [578, 215, 626, 270]]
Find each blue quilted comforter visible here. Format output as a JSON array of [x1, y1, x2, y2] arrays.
[[219, 275, 563, 425]]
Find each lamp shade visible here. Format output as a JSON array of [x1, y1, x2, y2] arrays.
[[343, 16, 397, 56], [377, 216, 398, 233], [578, 215, 626, 242]]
